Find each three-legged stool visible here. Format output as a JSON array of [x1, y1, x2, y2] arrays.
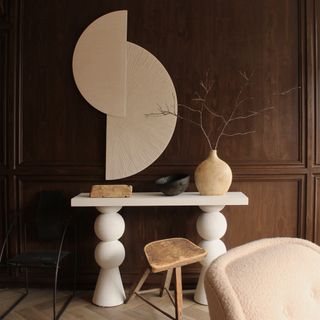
[[126, 238, 207, 320]]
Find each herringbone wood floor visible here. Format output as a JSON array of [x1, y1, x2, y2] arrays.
[[0, 289, 210, 320]]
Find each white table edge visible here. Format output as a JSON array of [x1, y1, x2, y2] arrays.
[[71, 191, 249, 207]]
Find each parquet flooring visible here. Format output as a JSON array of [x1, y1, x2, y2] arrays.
[[0, 288, 210, 320]]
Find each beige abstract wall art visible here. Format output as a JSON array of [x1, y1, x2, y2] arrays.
[[72, 10, 177, 180]]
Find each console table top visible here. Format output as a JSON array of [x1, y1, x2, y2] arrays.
[[71, 192, 248, 207]]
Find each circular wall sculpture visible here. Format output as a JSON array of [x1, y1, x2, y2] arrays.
[[72, 11, 177, 180]]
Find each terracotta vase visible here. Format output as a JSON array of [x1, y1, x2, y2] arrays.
[[194, 150, 232, 195]]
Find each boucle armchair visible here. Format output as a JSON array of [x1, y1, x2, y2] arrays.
[[205, 237, 320, 320]]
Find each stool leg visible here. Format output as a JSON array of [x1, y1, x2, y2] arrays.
[[174, 267, 183, 320], [125, 268, 151, 304], [160, 268, 173, 297]]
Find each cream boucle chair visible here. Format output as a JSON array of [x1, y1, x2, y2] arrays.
[[205, 238, 320, 320]]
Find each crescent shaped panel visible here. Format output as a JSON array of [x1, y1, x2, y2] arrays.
[[72, 10, 127, 117], [106, 42, 177, 180]]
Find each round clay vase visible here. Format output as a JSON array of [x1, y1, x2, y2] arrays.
[[194, 150, 232, 195]]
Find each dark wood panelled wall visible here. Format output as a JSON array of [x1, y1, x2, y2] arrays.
[[0, 0, 319, 288]]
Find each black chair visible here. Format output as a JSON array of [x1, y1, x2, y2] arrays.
[[0, 191, 77, 319]]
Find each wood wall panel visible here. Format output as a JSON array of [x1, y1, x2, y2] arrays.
[[0, 33, 7, 167], [225, 178, 303, 248], [315, 176, 320, 244], [316, 0, 320, 166], [1, 0, 319, 290], [0, 176, 10, 279], [18, 0, 301, 168], [0, 0, 6, 17], [145, 0, 302, 165], [18, 1, 106, 167], [0, 176, 7, 246]]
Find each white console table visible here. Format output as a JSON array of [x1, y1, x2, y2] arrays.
[[71, 192, 248, 307]]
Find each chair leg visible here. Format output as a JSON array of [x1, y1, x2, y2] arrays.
[[53, 265, 74, 320], [53, 267, 57, 319], [125, 268, 151, 304], [0, 267, 29, 319], [160, 268, 173, 297], [174, 267, 183, 320], [25, 267, 29, 294], [73, 224, 78, 296]]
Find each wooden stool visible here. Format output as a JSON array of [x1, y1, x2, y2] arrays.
[[126, 238, 207, 320]]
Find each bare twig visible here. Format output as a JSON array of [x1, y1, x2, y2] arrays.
[[273, 87, 300, 96], [230, 107, 274, 121], [178, 103, 201, 114], [146, 104, 213, 149], [214, 71, 253, 149], [145, 71, 298, 152], [199, 100, 226, 122], [193, 79, 226, 122], [222, 130, 256, 137], [146, 108, 199, 127], [237, 97, 254, 108], [239, 70, 254, 81]]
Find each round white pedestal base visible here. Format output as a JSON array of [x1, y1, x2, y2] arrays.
[[93, 206, 126, 307], [194, 239, 227, 304], [93, 267, 126, 307], [194, 206, 227, 305]]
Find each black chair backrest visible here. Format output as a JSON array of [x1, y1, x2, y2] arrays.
[[35, 191, 68, 241]]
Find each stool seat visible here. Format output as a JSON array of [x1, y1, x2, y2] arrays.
[[145, 238, 207, 273]]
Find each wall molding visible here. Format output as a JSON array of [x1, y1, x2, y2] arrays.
[[0, 32, 7, 167]]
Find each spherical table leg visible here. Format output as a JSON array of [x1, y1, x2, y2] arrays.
[[92, 206, 126, 307], [194, 205, 227, 305]]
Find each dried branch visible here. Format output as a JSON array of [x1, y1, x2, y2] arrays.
[[194, 97, 226, 122], [178, 103, 201, 114], [146, 71, 299, 152], [214, 71, 253, 149], [193, 79, 226, 122], [230, 107, 274, 121], [273, 87, 300, 96], [239, 70, 252, 81], [237, 96, 254, 108], [146, 104, 213, 149], [222, 130, 256, 137]]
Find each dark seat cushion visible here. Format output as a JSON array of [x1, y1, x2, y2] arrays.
[[8, 251, 70, 267]]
